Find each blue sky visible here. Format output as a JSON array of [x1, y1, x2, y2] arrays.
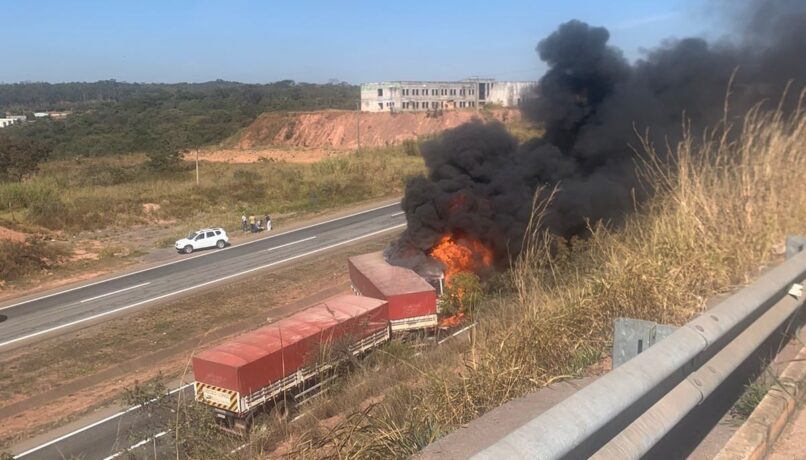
[[0, 1, 722, 84]]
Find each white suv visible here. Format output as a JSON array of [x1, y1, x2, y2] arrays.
[[175, 228, 229, 254]]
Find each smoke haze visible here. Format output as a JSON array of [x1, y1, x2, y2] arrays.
[[388, 0, 806, 268]]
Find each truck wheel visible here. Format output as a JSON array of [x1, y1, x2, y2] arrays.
[[216, 239, 226, 249], [184, 245, 193, 254]]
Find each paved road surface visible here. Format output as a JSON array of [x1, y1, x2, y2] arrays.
[[0, 202, 405, 351], [13, 384, 196, 460]]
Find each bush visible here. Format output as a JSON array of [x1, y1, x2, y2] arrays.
[[0, 180, 60, 212], [78, 164, 136, 186], [402, 139, 420, 156], [26, 193, 68, 228], [0, 239, 65, 282], [439, 272, 483, 317], [0, 135, 50, 181], [146, 146, 182, 172]]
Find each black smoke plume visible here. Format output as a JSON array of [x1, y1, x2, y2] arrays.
[[387, 0, 806, 269]]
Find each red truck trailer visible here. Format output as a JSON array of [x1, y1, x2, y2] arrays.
[[348, 251, 438, 332], [193, 295, 389, 430]]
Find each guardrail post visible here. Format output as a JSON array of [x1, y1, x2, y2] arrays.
[[786, 235, 806, 259], [612, 318, 677, 369]]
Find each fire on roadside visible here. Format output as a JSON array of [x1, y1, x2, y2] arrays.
[[428, 233, 492, 328], [438, 312, 465, 328], [428, 233, 493, 284]]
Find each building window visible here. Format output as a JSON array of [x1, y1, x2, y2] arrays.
[[431, 89, 437, 96], [378, 88, 383, 97], [378, 103, 383, 110]]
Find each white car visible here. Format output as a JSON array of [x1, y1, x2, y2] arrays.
[[175, 228, 229, 254]]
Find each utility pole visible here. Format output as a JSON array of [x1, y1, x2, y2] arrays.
[[195, 148, 200, 186], [356, 101, 361, 153]]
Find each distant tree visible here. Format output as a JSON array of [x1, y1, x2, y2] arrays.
[[1, 80, 359, 158], [146, 144, 184, 171], [0, 135, 50, 181]]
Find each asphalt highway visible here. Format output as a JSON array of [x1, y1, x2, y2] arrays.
[[0, 202, 405, 352], [13, 383, 196, 460]]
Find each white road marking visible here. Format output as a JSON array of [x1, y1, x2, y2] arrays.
[[264, 236, 316, 252], [14, 383, 193, 458], [103, 430, 168, 460], [230, 442, 250, 454], [390, 211, 405, 217], [0, 201, 400, 312], [0, 224, 407, 350], [79, 282, 150, 303]]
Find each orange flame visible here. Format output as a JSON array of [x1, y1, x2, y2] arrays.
[[428, 234, 493, 284], [439, 312, 465, 328]]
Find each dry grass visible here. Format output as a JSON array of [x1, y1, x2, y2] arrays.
[[0, 146, 424, 235], [258, 100, 806, 458]]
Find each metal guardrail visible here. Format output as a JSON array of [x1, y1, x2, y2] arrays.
[[473, 239, 806, 460]]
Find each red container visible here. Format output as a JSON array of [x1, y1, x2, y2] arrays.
[[348, 252, 437, 321], [193, 295, 388, 395]]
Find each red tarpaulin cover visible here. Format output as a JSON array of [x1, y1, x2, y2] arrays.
[[348, 251, 437, 320], [193, 295, 388, 395]]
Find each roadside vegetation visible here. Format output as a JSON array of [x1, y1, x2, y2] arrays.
[[209, 101, 804, 458], [0, 238, 65, 282], [1, 146, 422, 232], [0, 146, 423, 284]]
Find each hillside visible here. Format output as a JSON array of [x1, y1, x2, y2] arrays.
[[234, 108, 521, 150]]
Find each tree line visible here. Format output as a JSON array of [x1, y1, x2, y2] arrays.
[[0, 80, 358, 176]]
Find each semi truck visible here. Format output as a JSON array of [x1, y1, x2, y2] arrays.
[[193, 252, 446, 431]]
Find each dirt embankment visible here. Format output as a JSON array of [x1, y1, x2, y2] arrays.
[[199, 108, 521, 163], [0, 226, 26, 244]]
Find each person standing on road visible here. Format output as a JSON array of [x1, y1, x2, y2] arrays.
[[249, 214, 256, 233], [241, 213, 248, 232], [265, 214, 272, 231]]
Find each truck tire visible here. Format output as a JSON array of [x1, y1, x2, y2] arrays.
[[184, 245, 193, 254], [216, 239, 226, 249]]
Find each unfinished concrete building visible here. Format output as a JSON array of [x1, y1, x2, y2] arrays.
[[360, 79, 535, 112]]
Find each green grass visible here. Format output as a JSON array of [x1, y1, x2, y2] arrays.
[[732, 381, 771, 419]]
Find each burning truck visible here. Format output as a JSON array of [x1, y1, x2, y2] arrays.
[[191, 244, 483, 431]]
